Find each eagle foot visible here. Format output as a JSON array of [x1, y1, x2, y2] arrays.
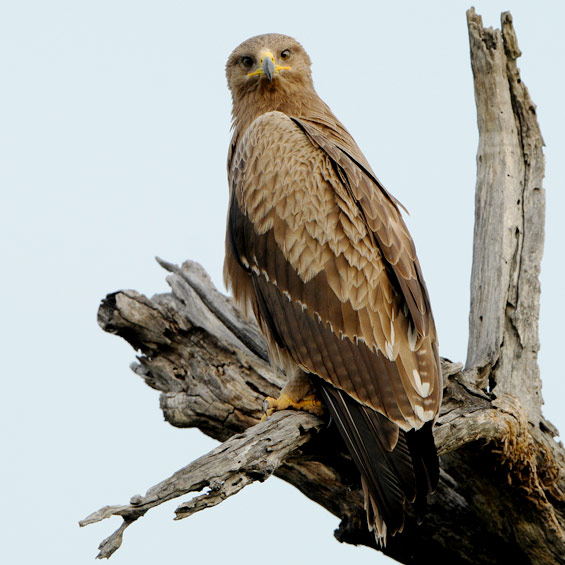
[[261, 393, 325, 420]]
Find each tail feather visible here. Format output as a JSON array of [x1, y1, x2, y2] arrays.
[[319, 381, 438, 544], [406, 421, 439, 523]]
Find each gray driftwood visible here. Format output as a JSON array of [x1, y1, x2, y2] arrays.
[[81, 9, 564, 564]]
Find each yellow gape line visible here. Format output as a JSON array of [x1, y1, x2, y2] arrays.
[[248, 50, 290, 77]]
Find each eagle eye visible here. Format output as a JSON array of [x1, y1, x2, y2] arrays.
[[280, 49, 291, 60], [241, 56, 254, 69]]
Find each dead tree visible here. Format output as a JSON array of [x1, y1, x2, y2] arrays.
[[80, 10, 564, 564]]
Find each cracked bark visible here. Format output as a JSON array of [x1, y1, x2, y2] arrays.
[[81, 9, 564, 565]]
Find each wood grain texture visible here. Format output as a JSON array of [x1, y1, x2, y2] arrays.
[[80, 409, 323, 559], [81, 10, 563, 564], [466, 9, 545, 425]]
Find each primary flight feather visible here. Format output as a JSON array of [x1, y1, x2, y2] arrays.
[[224, 33, 442, 542]]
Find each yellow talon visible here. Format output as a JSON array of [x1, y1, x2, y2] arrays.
[[262, 393, 324, 419]]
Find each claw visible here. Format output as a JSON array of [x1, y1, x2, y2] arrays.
[[260, 393, 324, 419]]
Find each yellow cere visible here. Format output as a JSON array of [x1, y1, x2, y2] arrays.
[[260, 50, 275, 64]]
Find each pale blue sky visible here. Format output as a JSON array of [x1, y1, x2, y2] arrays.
[[1, 2, 563, 564]]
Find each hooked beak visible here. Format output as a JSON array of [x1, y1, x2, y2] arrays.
[[248, 50, 290, 82], [262, 56, 275, 82]]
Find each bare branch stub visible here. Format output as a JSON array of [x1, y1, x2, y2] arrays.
[[82, 9, 564, 565]]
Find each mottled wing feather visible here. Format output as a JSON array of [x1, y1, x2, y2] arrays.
[[224, 111, 441, 430], [294, 117, 432, 337]]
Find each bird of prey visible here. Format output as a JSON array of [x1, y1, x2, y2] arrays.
[[224, 33, 441, 543]]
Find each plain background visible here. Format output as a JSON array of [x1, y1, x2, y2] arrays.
[[1, 1, 563, 564]]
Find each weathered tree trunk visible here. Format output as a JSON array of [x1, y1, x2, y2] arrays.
[[81, 10, 564, 564]]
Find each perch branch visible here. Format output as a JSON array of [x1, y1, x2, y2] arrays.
[[82, 258, 565, 564], [80, 410, 322, 559]]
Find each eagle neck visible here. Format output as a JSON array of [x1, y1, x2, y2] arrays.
[[231, 80, 329, 139], [229, 81, 374, 178]]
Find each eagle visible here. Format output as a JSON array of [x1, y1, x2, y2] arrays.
[[223, 33, 441, 543]]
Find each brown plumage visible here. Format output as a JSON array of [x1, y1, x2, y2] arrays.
[[224, 33, 442, 543]]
